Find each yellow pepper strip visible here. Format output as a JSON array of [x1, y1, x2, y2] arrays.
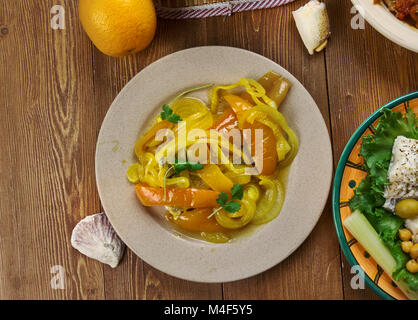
[[210, 83, 241, 113], [252, 176, 284, 225], [239, 78, 277, 109], [239, 104, 299, 166], [139, 152, 161, 187], [223, 163, 247, 175], [134, 120, 173, 158], [226, 184, 259, 218], [215, 190, 257, 229], [129, 153, 190, 188], [253, 116, 291, 161], [223, 94, 254, 125], [257, 71, 291, 108], [210, 78, 277, 113], [158, 166, 190, 188], [154, 131, 249, 166], [245, 184, 260, 202], [201, 135, 252, 166], [171, 97, 214, 131], [171, 97, 207, 119], [197, 164, 233, 193], [224, 170, 251, 185], [126, 163, 141, 184]]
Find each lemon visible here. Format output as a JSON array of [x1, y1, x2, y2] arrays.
[[78, 0, 157, 57]]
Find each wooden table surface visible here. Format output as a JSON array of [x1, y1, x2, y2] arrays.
[[0, 0, 417, 300]]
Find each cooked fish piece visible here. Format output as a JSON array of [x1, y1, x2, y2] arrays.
[[292, 0, 331, 55], [383, 136, 418, 212]]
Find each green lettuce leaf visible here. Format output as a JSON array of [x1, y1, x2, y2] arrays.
[[349, 107, 418, 292]]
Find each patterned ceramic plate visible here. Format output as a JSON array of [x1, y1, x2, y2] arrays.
[[333, 92, 418, 300]]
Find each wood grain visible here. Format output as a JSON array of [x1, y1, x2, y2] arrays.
[[211, 2, 343, 300], [0, 0, 103, 299], [0, 0, 416, 300], [90, 15, 224, 300], [324, 0, 417, 300]]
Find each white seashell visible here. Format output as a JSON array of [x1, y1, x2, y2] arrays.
[[292, 0, 331, 55], [71, 213, 125, 268]]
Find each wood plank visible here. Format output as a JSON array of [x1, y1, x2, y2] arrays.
[[211, 2, 343, 299], [0, 0, 104, 299], [324, 0, 418, 300], [5, 0, 406, 300], [143, 17, 223, 300], [87, 29, 148, 302], [90, 16, 223, 299]]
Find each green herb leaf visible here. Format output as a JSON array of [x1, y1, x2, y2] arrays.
[[189, 162, 204, 171], [173, 161, 204, 174], [160, 104, 172, 120], [166, 113, 182, 123], [214, 184, 243, 214], [231, 184, 244, 200], [216, 192, 229, 206], [173, 163, 188, 174], [160, 104, 182, 123], [223, 201, 241, 213]]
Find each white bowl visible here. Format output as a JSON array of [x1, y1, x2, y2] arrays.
[[351, 0, 418, 52], [95, 46, 333, 282]]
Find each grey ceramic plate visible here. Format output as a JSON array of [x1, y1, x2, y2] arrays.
[[95, 46, 333, 282]]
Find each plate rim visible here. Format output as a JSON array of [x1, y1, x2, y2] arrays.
[[332, 91, 418, 300], [95, 46, 333, 283], [350, 0, 418, 53]]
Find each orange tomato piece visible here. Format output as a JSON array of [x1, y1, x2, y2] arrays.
[[167, 208, 226, 232], [135, 184, 219, 208]]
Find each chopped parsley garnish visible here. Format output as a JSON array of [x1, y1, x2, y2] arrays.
[[208, 184, 244, 219], [173, 160, 204, 174], [160, 104, 182, 123]]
